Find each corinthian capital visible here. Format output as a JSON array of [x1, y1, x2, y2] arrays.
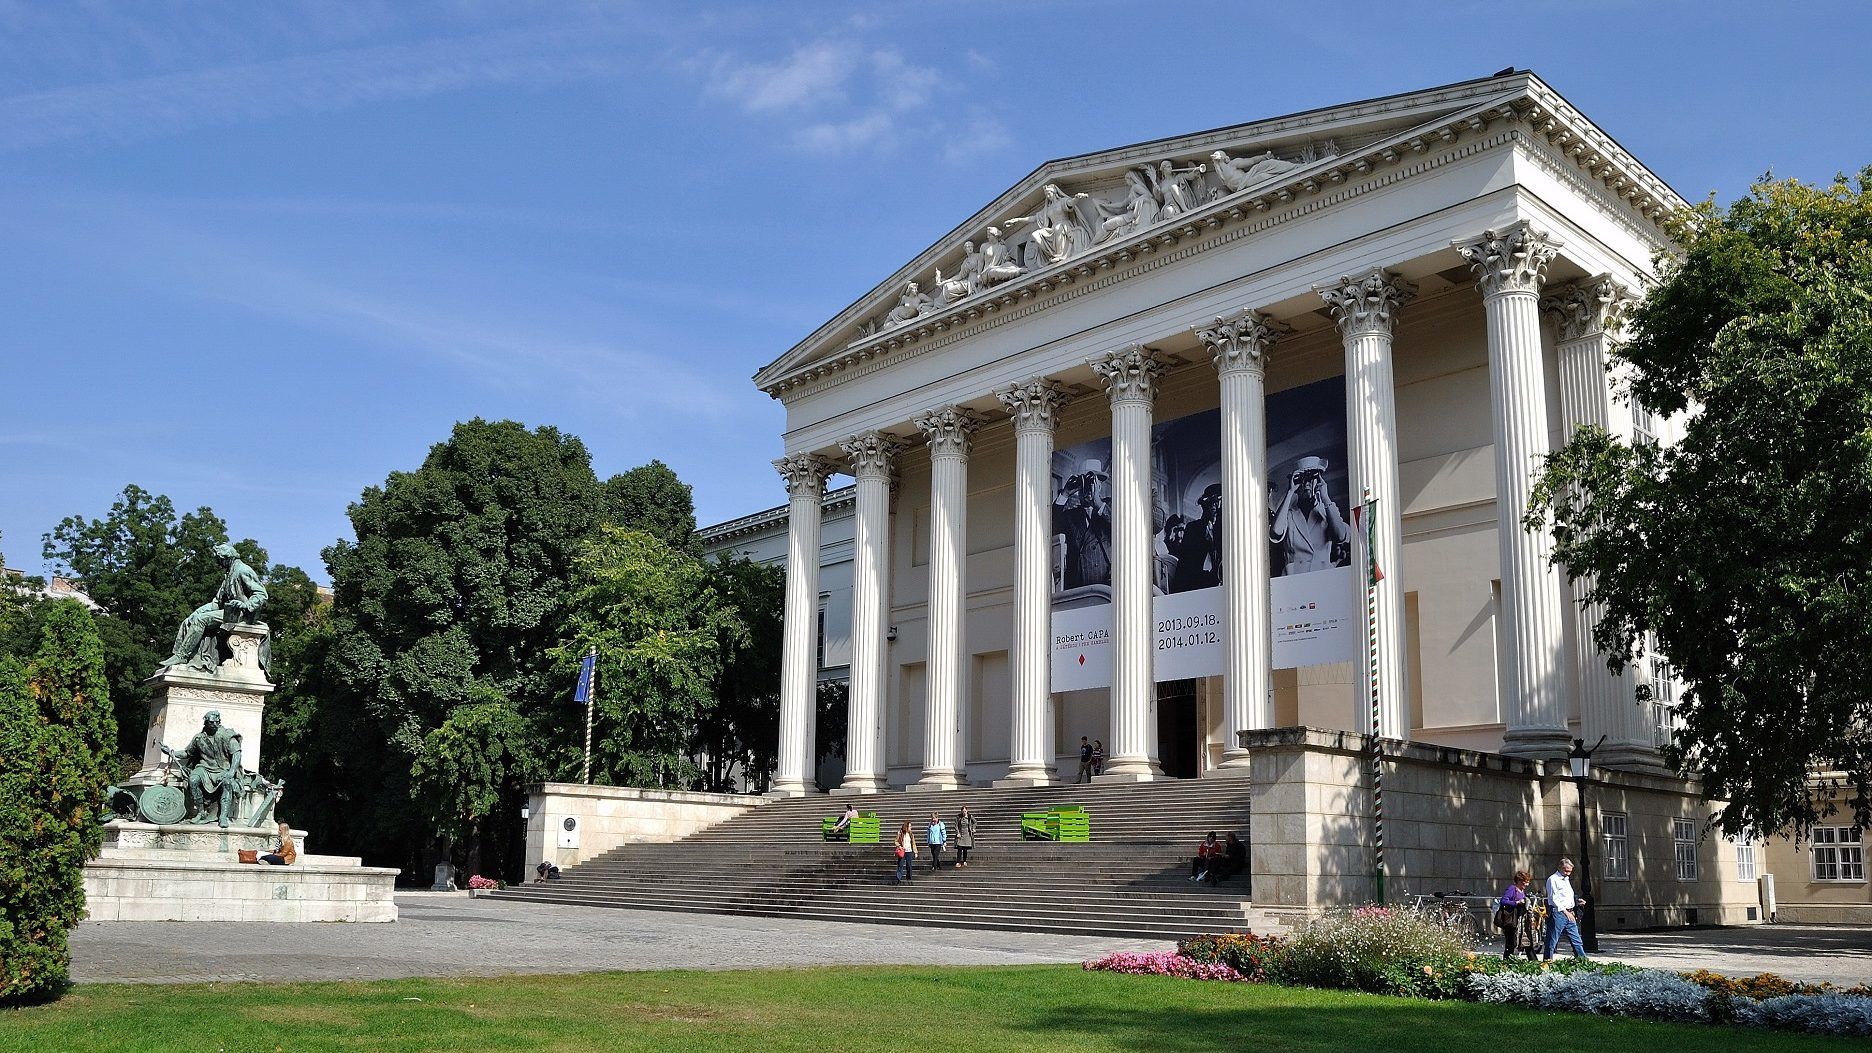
[[838, 432, 901, 480], [1456, 222, 1561, 298], [1316, 268, 1416, 338], [773, 454, 833, 499], [1541, 275, 1635, 342], [1090, 344, 1164, 405], [995, 378, 1068, 433], [914, 406, 980, 458], [1195, 308, 1289, 375]]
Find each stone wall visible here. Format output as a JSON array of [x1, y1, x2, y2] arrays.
[[524, 783, 762, 869], [1243, 727, 1765, 930]]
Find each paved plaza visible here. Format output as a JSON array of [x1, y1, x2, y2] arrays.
[[69, 893, 1872, 986]]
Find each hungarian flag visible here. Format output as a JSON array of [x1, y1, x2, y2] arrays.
[[573, 651, 597, 703], [1352, 500, 1386, 584]]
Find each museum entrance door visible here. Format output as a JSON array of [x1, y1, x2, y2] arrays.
[[1156, 679, 1199, 779]]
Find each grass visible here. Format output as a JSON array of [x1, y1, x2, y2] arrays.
[[3, 965, 1862, 1053]]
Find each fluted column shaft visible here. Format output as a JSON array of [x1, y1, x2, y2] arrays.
[[835, 433, 898, 794], [1545, 276, 1662, 771], [997, 380, 1067, 785], [1197, 310, 1283, 769], [1460, 224, 1571, 758], [914, 407, 976, 790], [1318, 270, 1413, 741], [1092, 345, 1164, 780], [772, 455, 831, 796]]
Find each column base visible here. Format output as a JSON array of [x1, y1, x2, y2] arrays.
[[830, 777, 888, 795], [1201, 758, 1254, 780], [1094, 758, 1164, 783], [766, 780, 814, 799], [908, 774, 968, 792], [1499, 727, 1574, 760], [994, 767, 1055, 788], [1593, 744, 1673, 777]]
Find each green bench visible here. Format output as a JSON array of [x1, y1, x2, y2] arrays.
[[1020, 806, 1090, 842], [822, 812, 881, 844]]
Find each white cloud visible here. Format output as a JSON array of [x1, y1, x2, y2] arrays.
[[794, 111, 896, 153], [700, 40, 858, 113]]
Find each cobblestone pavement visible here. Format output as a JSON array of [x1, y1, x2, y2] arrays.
[[1595, 924, 1872, 985], [70, 893, 1170, 985], [72, 895, 1872, 987]]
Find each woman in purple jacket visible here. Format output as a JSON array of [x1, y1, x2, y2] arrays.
[[1497, 869, 1537, 959]]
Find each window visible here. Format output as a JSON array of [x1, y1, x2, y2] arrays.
[[1812, 827, 1867, 882], [1602, 812, 1631, 880], [815, 602, 827, 670], [1732, 837, 1756, 881], [1673, 817, 1700, 880], [1645, 633, 1678, 747], [1632, 401, 1659, 445]]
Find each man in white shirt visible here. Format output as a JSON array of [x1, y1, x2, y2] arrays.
[[1542, 857, 1588, 960]]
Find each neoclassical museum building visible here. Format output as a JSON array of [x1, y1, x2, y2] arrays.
[[721, 72, 1773, 924]]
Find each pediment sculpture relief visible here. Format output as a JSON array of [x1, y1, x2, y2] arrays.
[[860, 141, 1337, 338]]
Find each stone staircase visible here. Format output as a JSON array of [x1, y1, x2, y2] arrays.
[[489, 779, 1264, 940]]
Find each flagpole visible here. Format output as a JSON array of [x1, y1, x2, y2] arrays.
[[582, 647, 597, 785], [1362, 486, 1386, 905]]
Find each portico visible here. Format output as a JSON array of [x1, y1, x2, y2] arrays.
[[754, 71, 1685, 795]]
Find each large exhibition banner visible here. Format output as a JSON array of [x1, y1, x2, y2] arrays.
[[1047, 375, 1355, 691], [1267, 376, 1357, 669]]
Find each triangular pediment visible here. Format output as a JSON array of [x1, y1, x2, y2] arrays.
[[754, 70, 1685, 396]]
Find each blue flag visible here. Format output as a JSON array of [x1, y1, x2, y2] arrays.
[[573, 652, 596, 703]]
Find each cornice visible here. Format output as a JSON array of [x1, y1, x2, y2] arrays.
[[698, 485, 857, 545]]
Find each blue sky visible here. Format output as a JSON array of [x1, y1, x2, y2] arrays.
[[2, 1, 1867, 580]]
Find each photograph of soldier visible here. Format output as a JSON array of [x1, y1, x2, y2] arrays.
[[1051, 454, 1113, 593], [1169, 482, 1223, 592]]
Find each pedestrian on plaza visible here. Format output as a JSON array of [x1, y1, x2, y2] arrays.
[[1189, 831, 1221, 882], [1542, 857, 1588, 960], [893, 821, 917, 884], [954, 806, 977, 868], [926, 812, 948, 871], [1076, 737, 1093, 783], [1496, 869, 1537, 959], [1091, 740, 1106, 776]]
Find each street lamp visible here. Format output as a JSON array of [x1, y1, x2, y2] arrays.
[[1568, 735, 1607, 953]]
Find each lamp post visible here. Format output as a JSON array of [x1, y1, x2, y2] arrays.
[[1568, 735, 1607, 952]]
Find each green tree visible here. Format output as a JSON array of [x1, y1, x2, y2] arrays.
[[602, 460, 698, 552], [693, 555, 784, 791], [1530, 168, 1872, 837], [558, 527, 743, 788], [40, 485, 266, 758], [0, 601, 117, 1004], [408, 693, 535, 879]]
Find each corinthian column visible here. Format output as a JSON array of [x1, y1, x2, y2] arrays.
[[1317, 268, 1414, 741], [912, 406, 978, 791], [771, 454, 832, 796], [995, 378, 1068, 786], [1544, 276, 1663, 772], [1195, 309, 1286, 770], [834, 432, 899, 794], [1458, 223, 1571, 758], [1091, 344, 1164, 780]]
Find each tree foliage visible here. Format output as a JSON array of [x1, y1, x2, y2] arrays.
[[41, 486, 265, 758], [0, 602, 117, 1005], [693, 554, 785, 791], [602, 460, 698, 552], [1531, 168, 1872, 837], [408, 693, 535, 878], [558, 527, 743, 788]]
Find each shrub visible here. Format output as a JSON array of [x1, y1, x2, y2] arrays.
[[0, 604, 118, 1005], [1084, 952, 1245, 982], [1683, 968, 1817, 999], [1733, 993, 1872, 1037], [1176, 933, 1287, 982], [1468, 968, 1713, 1023], [1277, 905, 1478, 998]]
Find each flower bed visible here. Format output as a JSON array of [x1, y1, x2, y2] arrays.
[[1087, 909, 1872, 1037], [466, 874, 501, 890]]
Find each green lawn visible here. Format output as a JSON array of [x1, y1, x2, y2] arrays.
[[3, 966, 1858, 1053]]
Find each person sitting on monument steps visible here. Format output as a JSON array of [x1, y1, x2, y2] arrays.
[[1189, 831, 1222, 882], [161, 541, 269, 674], [831, 802, 860, 841], [260, 820, 297, 865], [1203, 832, 1247, 886], [161, 710, 245, 828]]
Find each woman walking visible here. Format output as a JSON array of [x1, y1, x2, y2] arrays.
[[954, 806, 978, 868], [893, 821, 916, 885], [1091, 740, 1106, 777], [1497, 869, 1537, 959]]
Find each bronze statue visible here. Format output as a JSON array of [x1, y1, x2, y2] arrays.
[[162, 710, 245, 828], [160, 542, 268, 674]]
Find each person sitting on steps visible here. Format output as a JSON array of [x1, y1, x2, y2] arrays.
[[259, 821, 296, 866], [1205, 832, 1246, 886], [1189, 831, 1221, 882], [831, 802, 859, 841]]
